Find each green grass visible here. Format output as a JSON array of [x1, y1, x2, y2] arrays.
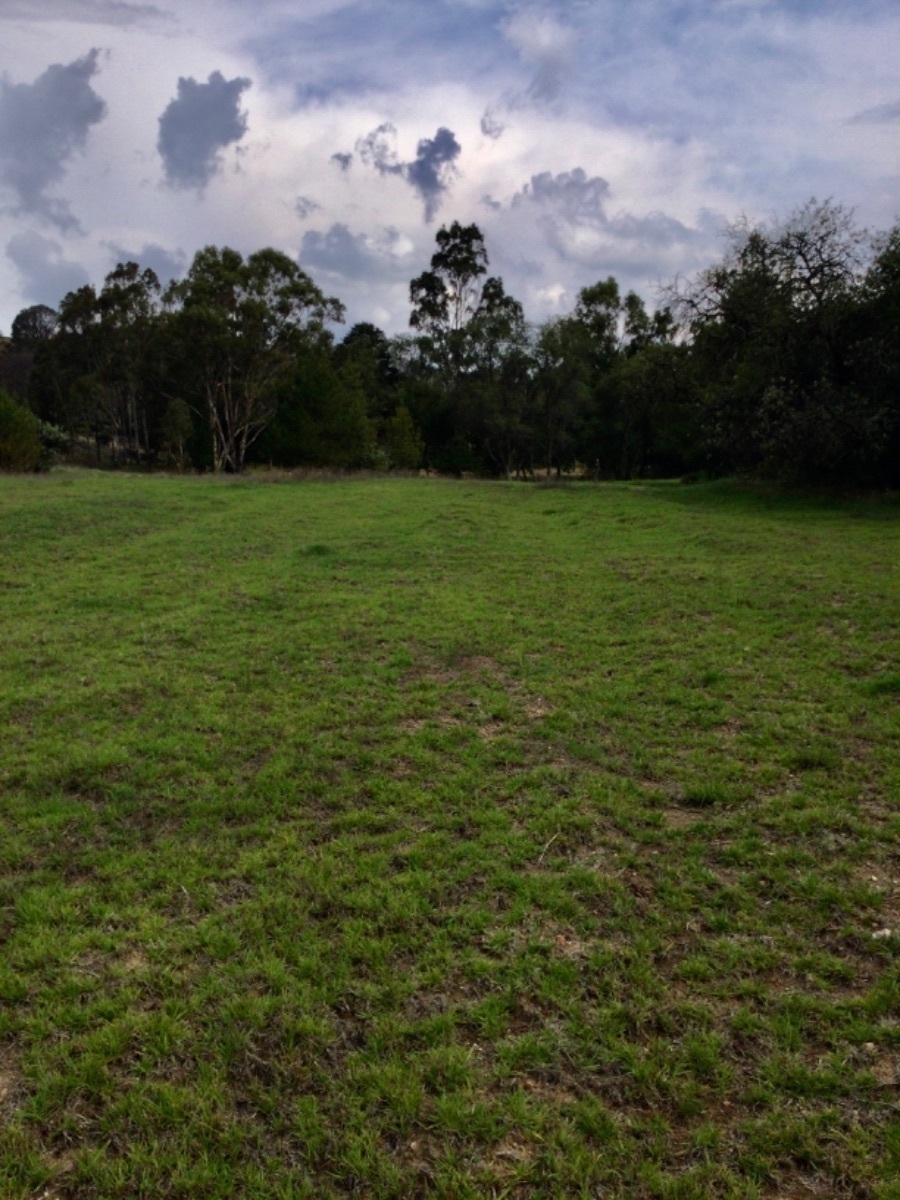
[[0, 469, 898, 1199]]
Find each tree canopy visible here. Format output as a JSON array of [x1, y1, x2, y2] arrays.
[[5, 199, 897, 486]]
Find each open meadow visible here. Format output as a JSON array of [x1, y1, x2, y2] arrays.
[[0, 470, 898, 1199]]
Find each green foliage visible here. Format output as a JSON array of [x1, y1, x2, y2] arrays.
[[255, 348, 374, 468], [409, 220, 489, 336], [166, 246, 346, 473], [671, 199, 898, 484], [385, 404, 423, 469], [36, 420, 69, 469], [10, 304, 57, 347], [9, 202, 899, 488], [333, 323, 398, 424], [158, 398, 194, 470], [0, 388, 42, 470]]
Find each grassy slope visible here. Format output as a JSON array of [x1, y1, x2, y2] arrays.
[[0, 470, 897, 1199]]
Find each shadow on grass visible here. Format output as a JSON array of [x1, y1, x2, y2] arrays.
[[633, 477, 900, 521]]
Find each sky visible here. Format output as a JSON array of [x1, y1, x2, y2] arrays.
[[0, 0, 898, 339]]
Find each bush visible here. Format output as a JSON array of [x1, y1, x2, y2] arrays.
[[37, 420, 70, 469], [0, 388, 42, 471]]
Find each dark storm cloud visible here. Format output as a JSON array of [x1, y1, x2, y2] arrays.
[[104, 241, 186, 287], [0, 0, 167, 24], [847, 100, 900, 125], [0, 49, 107, 230], [355, 123, 461, 221], [294, 196, 321, 219], [407, 128, 461, 221], [501, 166, 711, 275], [301, 222, 410, 281], [7, 231, 89, 306], [157, 71, 251, 191], [513, 169, 611, 222], [356, 123, 403, 177], [480, 107, 506, 140], [511, 168, 704, 248]]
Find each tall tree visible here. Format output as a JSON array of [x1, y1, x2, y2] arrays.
[[409, 221, 489, 337], [43, 265, 164, 462], [95, 262, 163, 462], [1, 305, 58, 402], [532, 316, 592, 476], [409, 221, 491, 392], [166, 247, 344, 472], [467, 277, 534, 478], [333, 322, 399, 427], [408, 223, 537, 473], [667, 199, 883, 482], [11, 305, 58, 347]]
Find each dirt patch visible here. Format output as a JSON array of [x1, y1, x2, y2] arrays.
[[480, 1132, 536, 1179], [766, 1177, 834, 1199], [660, 807, 709, 830], [871, 1054, 899, 1088], [400, 1132, 451, 1178], [121, 949, 149, 973], [406, 653, 555, 731], [0, 1048, 24, 1117], [0, 1066, 20, 1106], [523, 697, 553, 720], [478, 719, 505, 741], [463, 654, 506, 676], [714, 720, 743, 741], [516, 1077, 579, 1106], [859, 1042, 899, 1088], [389, 756, 416, 778], [551, 931, 591, 959]]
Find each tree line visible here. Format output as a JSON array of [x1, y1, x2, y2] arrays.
[[1, 198, 897, 486]]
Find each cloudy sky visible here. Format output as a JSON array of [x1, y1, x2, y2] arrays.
[[1, 0, 897, 338]]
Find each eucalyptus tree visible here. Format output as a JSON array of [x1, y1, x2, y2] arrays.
[[532, 316, 592, 476], [409, 220, 489, 337], [408, 222, 538, 472], [409, 221, 491, 391], [467, 277, 534, 477], [166, 246, 344, 473], [95, 262, 163, 461], [29, 265, 162, 459]]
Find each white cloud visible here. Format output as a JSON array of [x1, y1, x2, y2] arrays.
[[0, 0, 898, 337]]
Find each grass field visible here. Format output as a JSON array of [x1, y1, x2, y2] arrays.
[[0, 469, 898, 1199]]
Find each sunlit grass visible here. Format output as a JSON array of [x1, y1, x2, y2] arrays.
[[0, 469, 898, 1198]]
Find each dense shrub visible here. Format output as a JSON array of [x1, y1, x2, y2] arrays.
[[0, 388, 42, 471]]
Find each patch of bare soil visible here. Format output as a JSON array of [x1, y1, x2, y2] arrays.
[[479, 1133, 536, 1180], [406, 653, 556, 732], [0, 1062, 22, 1108], [660, 807, 709, 830]]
